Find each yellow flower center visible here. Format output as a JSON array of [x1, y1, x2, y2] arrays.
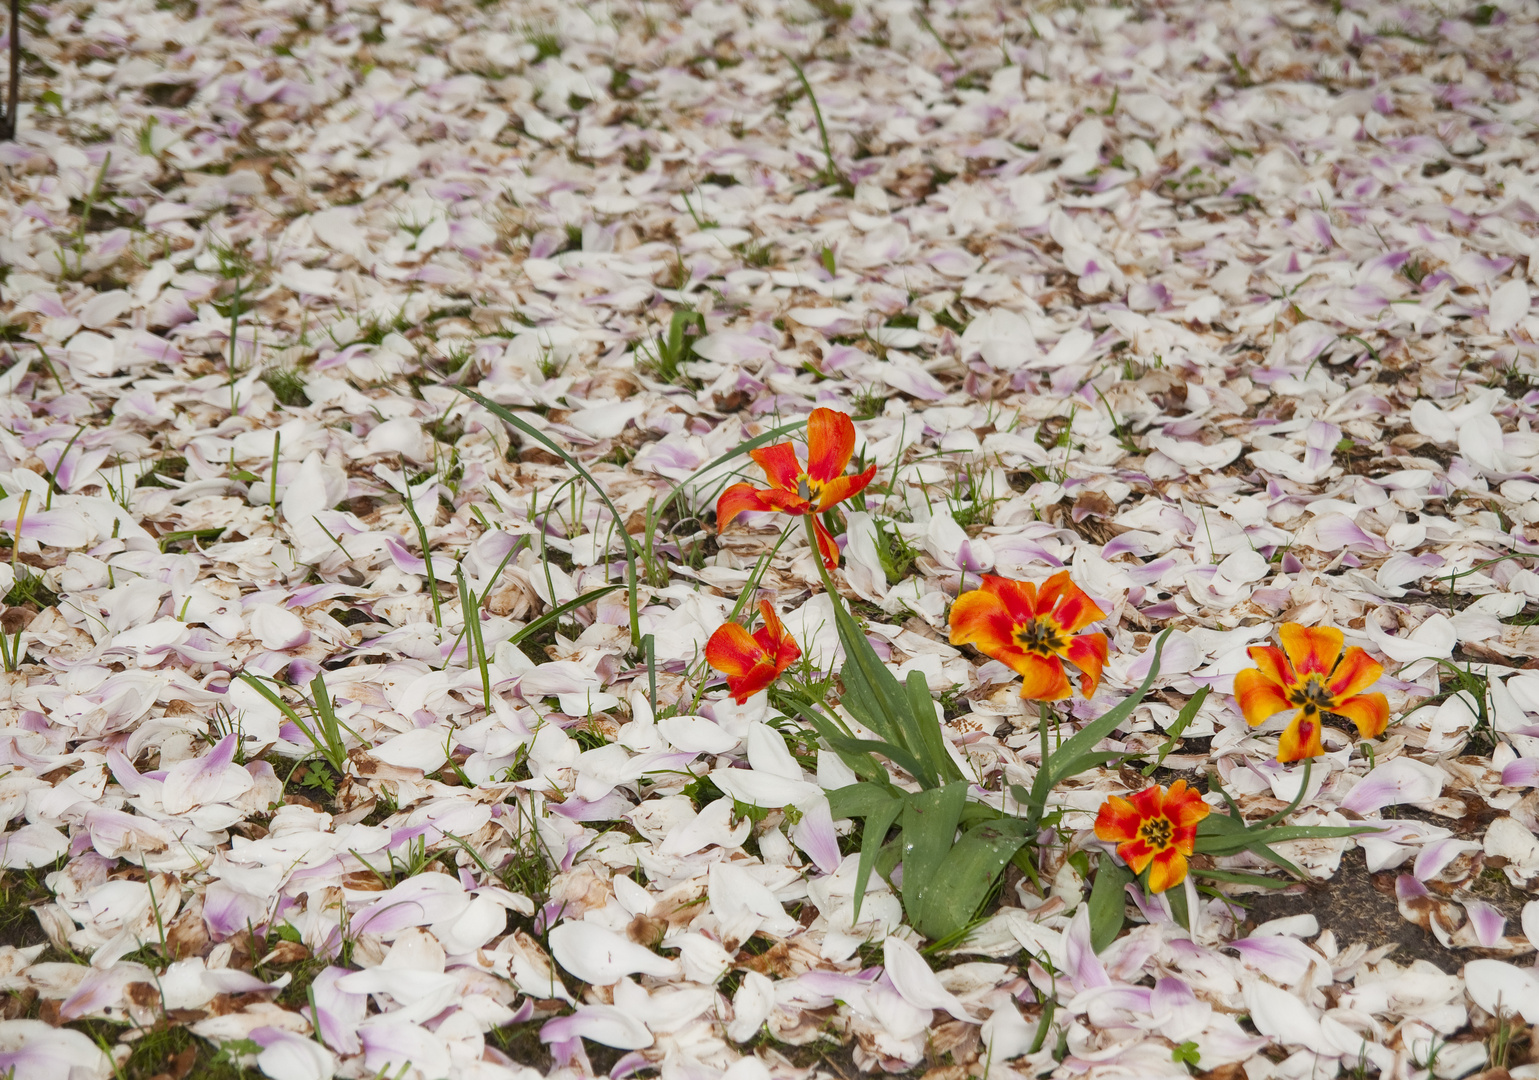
[[1287, 674, 1336, 716], [1138, 816, 1174, 850], [1014, 617, 1067, 656], [795, 474, 825, 506]]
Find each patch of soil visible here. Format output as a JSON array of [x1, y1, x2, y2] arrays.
[[1241, 850, 1462, 973]]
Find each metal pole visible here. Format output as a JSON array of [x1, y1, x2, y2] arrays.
[[0, 0, 18, 141]]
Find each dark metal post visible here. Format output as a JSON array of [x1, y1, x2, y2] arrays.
[[0, 0, 18, 142]]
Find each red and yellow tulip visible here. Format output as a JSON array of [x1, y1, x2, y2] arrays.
[[716, 408, 877, 570], [1094, 780, 1210, 893], [948, 572, 1109, 701], [1233, 624, 1389, 763], [704, 600, 802, 704]]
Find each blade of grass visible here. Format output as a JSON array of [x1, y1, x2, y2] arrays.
[[456, 387, 643, 648]]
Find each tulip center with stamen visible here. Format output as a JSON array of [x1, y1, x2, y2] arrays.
[[1287, 675, 1336, 716], [796, 475, 823, 504], [1138, 816, 1174, 850], [1014, 618, 1066, 656]]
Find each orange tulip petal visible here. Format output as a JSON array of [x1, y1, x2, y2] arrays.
[[751, 600, 802, 672], [1161, 780, 1211, 830], [749, 442, 803, 492], [717, 483, 773, 530], [1038, 571, 1106, 634], [1017, 653, 1071, 701], [1117, 838, 1157, 876], [981, 575, 1042, 625], [1234, 668, 1294, 727], [1246, 644, 1295, 690], [1279, 623, 1343, 678], [1145, 847, 1188, 894], [813, 516, 841, 570], [1327, 646, 1383, 701], [756, 488, 813, 516], [1332, 692, 1390, 740], [949, 589, 1015, 654], [1277, 712, 1324, 763], [1094, 795, 1144, 844], [1063, 633, 1108, 698], [1125, 784, 1165, 820], [815, 462, 878, 513], [704, 622, 767, 678], [805, 408, 856, 484]]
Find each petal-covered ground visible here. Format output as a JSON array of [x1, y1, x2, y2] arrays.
[[2, 0, 1539, 1077]]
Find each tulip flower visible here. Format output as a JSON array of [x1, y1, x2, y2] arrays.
[[704, 600, 802, 704], [716, 408, 877, 570], [1094, 780, 1210, 893], [1234, 624, 1389, 763], [948, 571, 1109, 700]]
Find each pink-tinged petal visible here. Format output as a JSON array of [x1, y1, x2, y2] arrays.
[[790, 798, 841, 875], [1229, 935, 1317, 986], [1501, 757, 1539, 788], [749, 441, 804, 492], [161, 734, 254, 814], [805, 408, 857, 484], [540, 1004, 653, 1050], [1340, 758, 1444, 815], [1465, 900, 1506, 948], [1413, 837, 1477, 881], [1063, 907, 1110, 992], [359, 1021, 452, 1079], [252, 1027, 335, 1080], [883, 936, 977, 1021], [308, 966, 366, 1054]]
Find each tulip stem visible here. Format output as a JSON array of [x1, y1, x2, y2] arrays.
[[1251, 758, 1313, 829]]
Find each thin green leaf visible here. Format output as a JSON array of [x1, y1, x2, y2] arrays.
[[454, 387, 642, 647], [506, 584, 624, 648]]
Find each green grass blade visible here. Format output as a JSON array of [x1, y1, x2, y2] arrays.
[[454, 386, 642, 648], [506, 584, 625, 651]]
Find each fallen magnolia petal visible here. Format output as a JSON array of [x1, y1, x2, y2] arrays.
[[882, 936, 977, 1022], [1463, 960, 1539, 1023], [1340, 759, 1445, 816], [539, 1004, 653, 1050], [251, 1027, 335, 1080], [547, 921, 680, 985], [0, 1019, 113, 1080]]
